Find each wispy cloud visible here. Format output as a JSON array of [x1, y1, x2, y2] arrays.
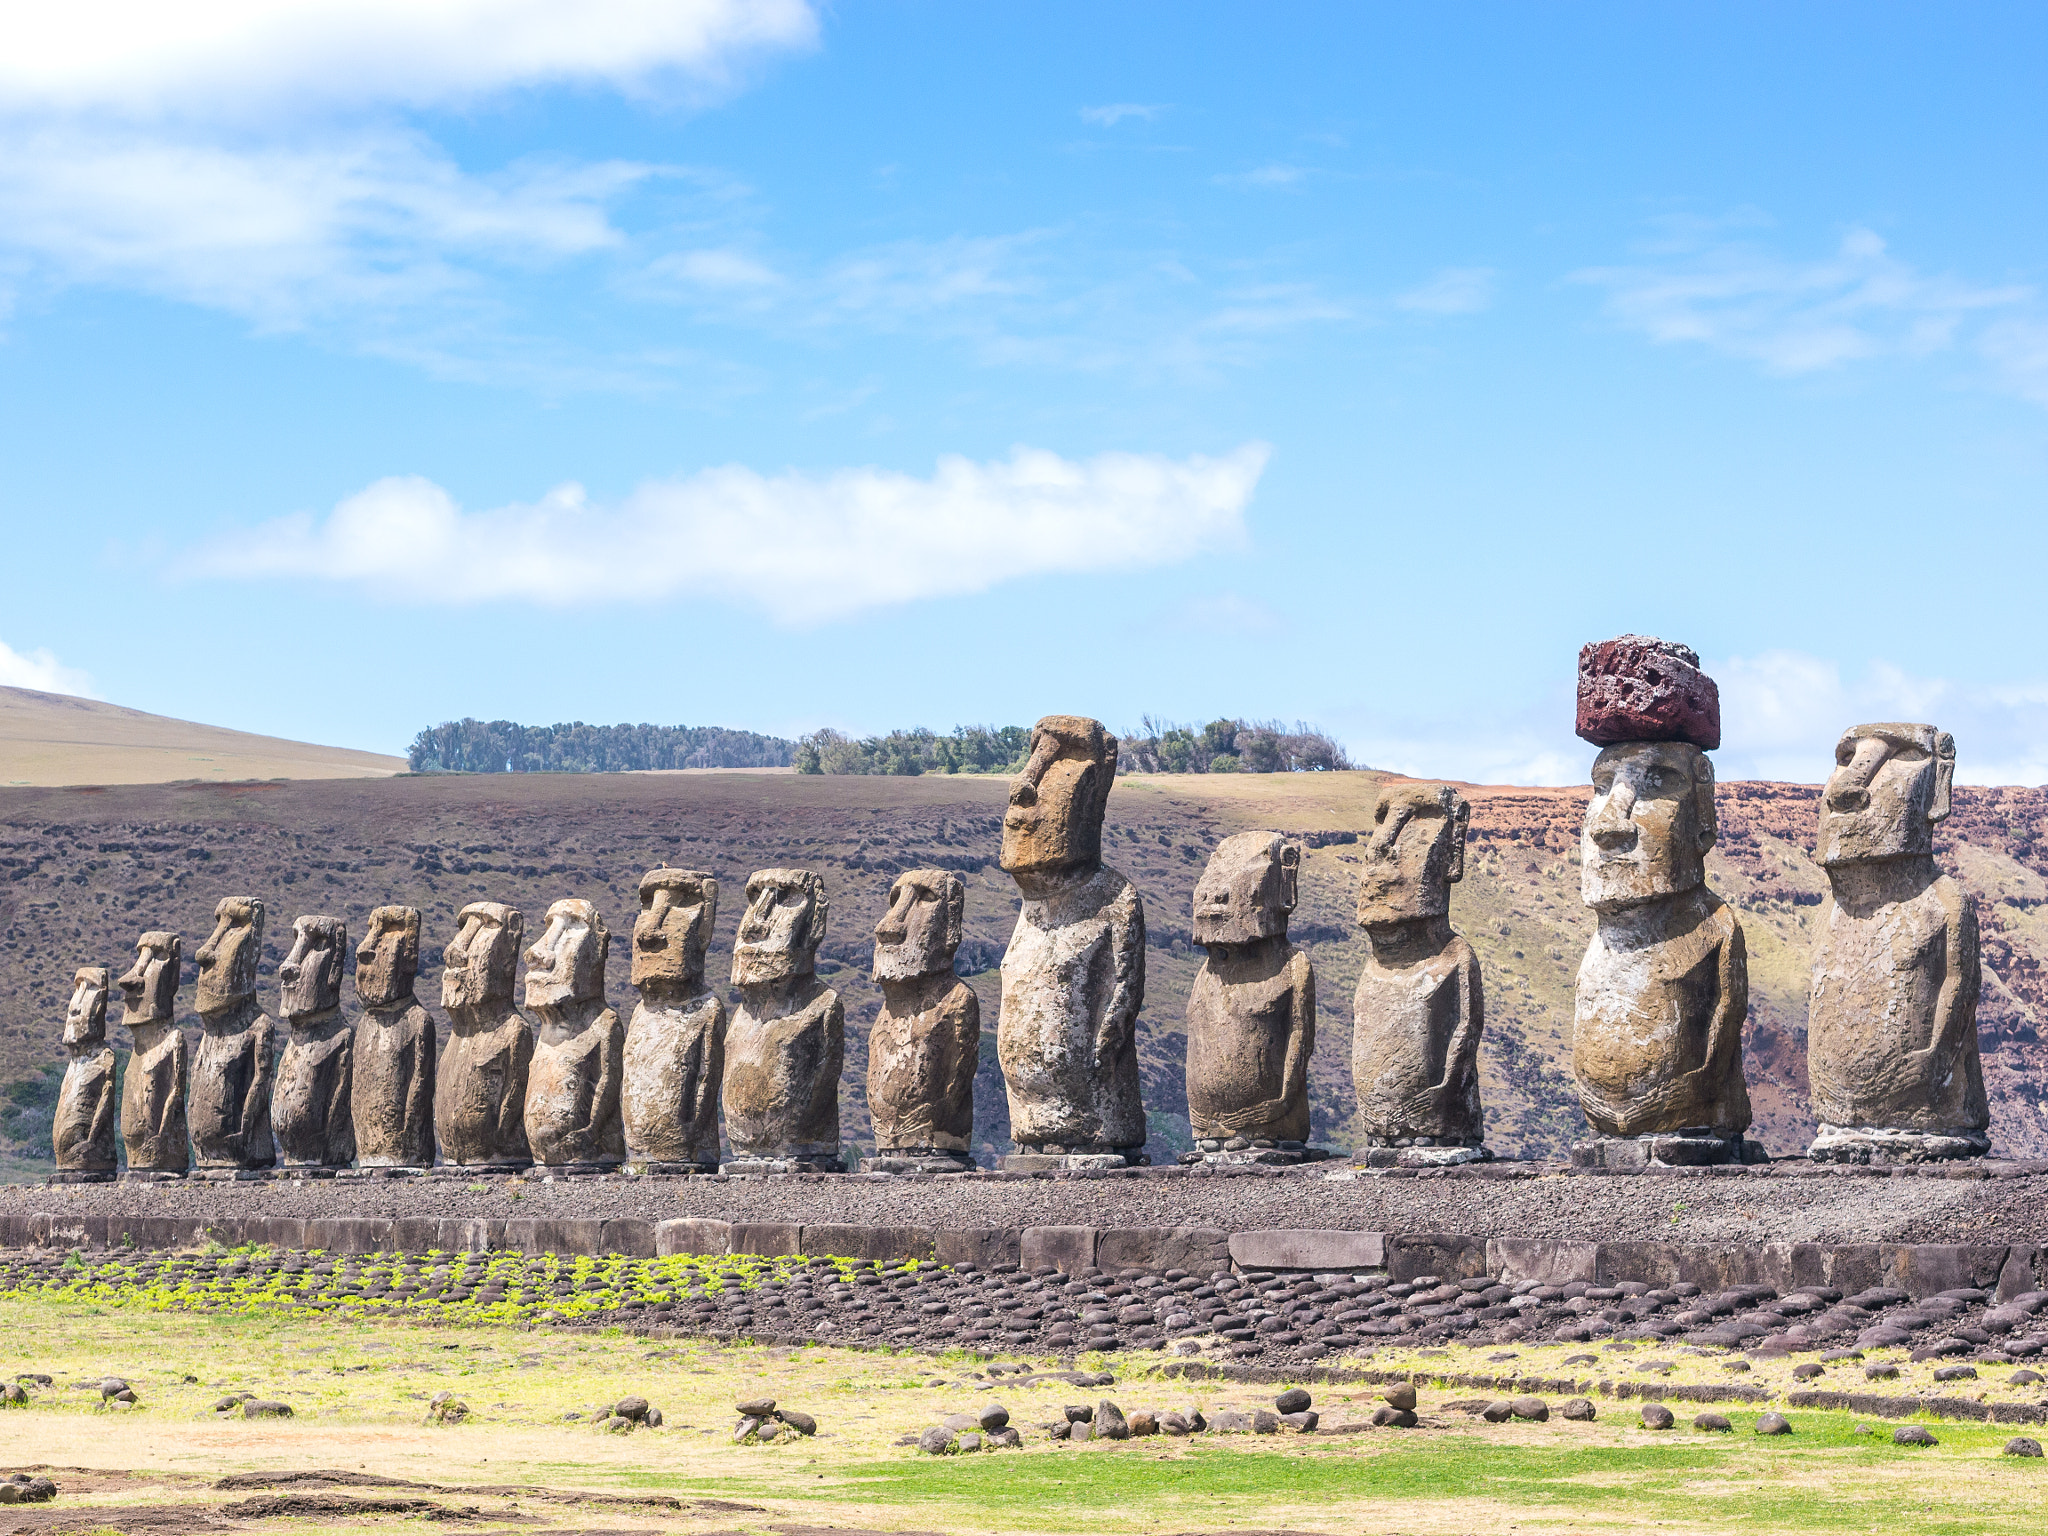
[[1214, 163, 1312, 190], [180, 444, 1272, 625], [1576, 225, 2037, 397], [1396, 266, 1497, 316], [1079, 103, 1163, 127], [0, 639, 97, 698]]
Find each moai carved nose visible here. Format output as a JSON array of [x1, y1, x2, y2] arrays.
[[1829, 785, 1870, 813]]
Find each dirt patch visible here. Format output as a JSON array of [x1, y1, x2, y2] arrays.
[[0, 1507, 233, 1536], [216, 1495, 508, 1522]]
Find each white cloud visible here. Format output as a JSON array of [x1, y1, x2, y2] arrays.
[[645, 246, 782, 292], [181, 444, 1272, 624], [0, 640, 97, 698], [0, 0, 818, 119], [1396, 266, 1497, 316], [1214, 163, 1311, 190], [1576, 225, 2035, 389], [1079, 104, 1163, 127]]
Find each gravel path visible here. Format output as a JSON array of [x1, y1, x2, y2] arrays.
[[6, 1162, 2046, 1245]]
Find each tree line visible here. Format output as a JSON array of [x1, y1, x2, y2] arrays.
[[407, 720, 797, 773]]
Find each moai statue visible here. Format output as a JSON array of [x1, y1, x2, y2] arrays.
[[272, 915, 355, 1170], [189, 897, 278, 1173], [623, 868, 726, 1173], [522, 899, 626, 1170], [436, 902, 534, 1169], [865, 869, 980, 1173], [351, 906, 437, 1169], [1807, 724, 1989, 1162], [996, 715, 1147, 1169], [722, 869, 844, 1173], [52, 966, 118, 1180], [115, 931, 189, 1177], [1183, 833, 1318, 1165], [1572, 636, 1754, 1168], [1352, 785, 1487, 1166]]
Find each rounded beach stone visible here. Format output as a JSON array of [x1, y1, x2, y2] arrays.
[[1894, 1425, 1938, 1446], [242, 1400, 293, 1419], [1576, 635, 1720, 750], [1692, 1412, 1731, 1432], [1755, 1413, 1792, 1436], [2004, 1437, 2044, 1458], [1560, 1398, 1597, 1421], [1639, 1403, 1675, 1430], [1510, 1397, 1549, 1422], [1274, 1388, 1311, 1414], [1382, 1382, 1418, 1412]]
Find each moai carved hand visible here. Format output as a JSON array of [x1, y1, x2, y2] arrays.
[[623, 868, 726, 1172], [352, 906, 437, 1168], [116, 931, 189, 1175], [522, 899, 625, 1169], [996, 716, 1146, 1167], [1807, 724, 1988, 1161], [54, 966, 118, 1177], [1185, 833, 1315, 1161], [273, 915, 355, 1169], [723, 869, 843, 1171], [189, 897, 278, 1171], [867, 869, 979, 1171], [435, 902, 533, 1168], [1353, 785, 1487, 1163]]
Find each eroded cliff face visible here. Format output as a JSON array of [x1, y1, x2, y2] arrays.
[[1, 771, 2042, 1165]]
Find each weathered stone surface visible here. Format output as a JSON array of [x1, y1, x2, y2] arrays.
[[723, 870, 843, 1169], [623, 869, 725, 1171], [1020, 1225, 1099, 1273], [1185, 832, 1313, 1149], [522, 899, 625, 1168], [868, 869, 978, 1163], [998, 716, 1146, 1162], [1386, 1232, 1490, 1281], [1353, 784, 1485, 1151], [351, 906, 437, 1169], [1576, 635, 1721, 750], [273, 915, 355, 1169], [1574, 738, 1751, 1144], [1096, 1227, 1231, 1273], [729, 1221, 801, 1257], [935, 1228, 1022, 1269], [189, 898, 278, 1170], [436, 902, 534, 1168], [1808, 724, 1989, 1161], [1228, 1228, 1385, 1271], [116, 930, 188, 1174], [655, 1217, 733, 1256], [799, 1224, 934, 1263], [53, 966, 117, 1175]]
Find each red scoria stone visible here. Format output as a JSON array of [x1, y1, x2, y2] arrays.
[[1576, 635, 1721, 750]]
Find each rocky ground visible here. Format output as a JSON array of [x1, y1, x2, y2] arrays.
[[5, 1161, 2047, 1244]]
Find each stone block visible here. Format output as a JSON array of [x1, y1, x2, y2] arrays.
[[0, 1214, 36, 1250], [303, 1218, 395, 1255], [1489, 1238, 1598, 1285], [1385, 1232, 1484, 1281], [1754, 1242, 1884, 1296], [1020, 1226, 1100, 1273], [601, 1219, 657, 1258], [730, 1221, 802, 1258], [1098, 1227, 1231, 1274], [799, 1225, 933, 1264], [2000, 1246, 2043, 1301], [1884, 1244, 2012, 1299], [936, 1228, 1021, 1269], [1231, 1229, 1386, 1272], [504, 1219, 605, 1256], [34, 1213, 105, 1248], [238, 1217, 309, 1252], [655, 1218, 732, 1257], [1576, 635, 1720, 749]]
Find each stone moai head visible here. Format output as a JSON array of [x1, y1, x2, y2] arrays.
[[1817, 723, 1956, 867], [1581, 741, 1718, 912], [65, 966, 111, 1050], [278, 915, 347, 1022], [1192, 832, 1299, 947], [194, 897, 265, 1013], [524, 898, 609, 1010], [1000, 715, 1118, 877], [872, 869, 965, 982], [1357, 784, 1469, 928], [732, 869, 826, 987], [632, 868, 717, 991], [354, 906, 421, 1009], [117, 931, 181, 1028], [442, 902, 523, 1012]]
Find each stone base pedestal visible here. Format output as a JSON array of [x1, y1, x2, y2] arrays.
[[118, 1170, 187, 1183], [266, 1165, 340, 1179], [189, 1167, 270, 1182], [47, 1169, 116, 1184], [1182, 1141, 1336, 1167], [861, 1151, 978, 1175], [337, 1165, 430, 1180], [1808, 1125, 1991, 1164], [1570, 1133, 1765, 1169], [1354, 1143, 1491, 1168], [425, 1162, 532, 1177], [720, 1156, 845, 1175], [1000, 1149, 1148, 1171], [528, 1162, 625, 1178], [624, 1160, 719, 1176]]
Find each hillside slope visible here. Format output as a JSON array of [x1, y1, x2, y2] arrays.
[[0, 687, 405, 786], [1, 768, 2043, 1164]]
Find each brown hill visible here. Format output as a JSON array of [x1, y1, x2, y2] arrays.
[[1, 767, 2044, 1165], [0, 686, 405, 786]]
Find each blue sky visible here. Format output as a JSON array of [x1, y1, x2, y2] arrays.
[[3, 1, 2045, 784]]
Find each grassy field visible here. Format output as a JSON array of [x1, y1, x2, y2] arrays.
[[1, 1294, 2040, 1536]]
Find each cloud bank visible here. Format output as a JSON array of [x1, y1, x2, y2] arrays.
[[185, 444, 1270, 624], [0, 640, 96, 698]]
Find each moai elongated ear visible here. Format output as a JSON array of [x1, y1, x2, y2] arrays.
[[592, 909, 611, 969], [943, 874, 966, 952], [701, 878, 720, 931], [1277, 842, 1301, 911], [1447, 798, 1470, 885], [1692, 750, 1719, 854], [1931, 732, 1956, 824]]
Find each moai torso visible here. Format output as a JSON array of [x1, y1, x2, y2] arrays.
[[622, 869, 726, 1169], [116, 932, 189, 1173], [189, 898, 278, 1169], [997, 716, 1147, 1154], [54, 967, 118, 1173], [869, 870, 980, 1156], [1184, 833, 1314, 1146], [351, 906, 437, 1168], [1807, 724, 1987, 1140], [436, 902, 534, 1167], [723, 870, 843, 1162], [272, 915, 356, 1168], [522, 899, 625, 1167]]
